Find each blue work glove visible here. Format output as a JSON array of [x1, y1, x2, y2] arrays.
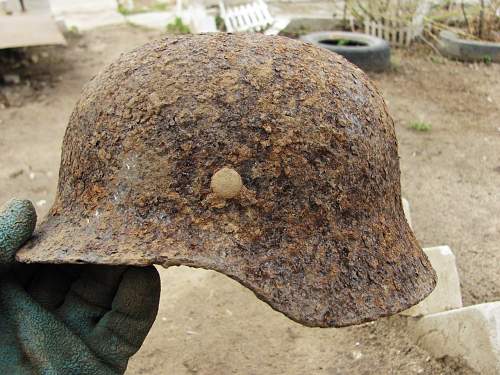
[[0, 199, 161, 375]]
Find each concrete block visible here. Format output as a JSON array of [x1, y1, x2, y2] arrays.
[[402, 245, 462, 316], [407, 302, 500, 375], [49, 0, 125, 31], [126, 12, 175, 30], [402, 197, 412, 228], [186, 5, 217, 33]]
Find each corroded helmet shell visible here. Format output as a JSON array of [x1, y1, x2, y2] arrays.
[[18, 33, 436, 327]]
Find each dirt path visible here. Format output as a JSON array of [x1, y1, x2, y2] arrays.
[[1, 26, 498, 374], [375, 52, 500, 307]]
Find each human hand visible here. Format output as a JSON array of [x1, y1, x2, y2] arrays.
[[0, 199, 160, 375]]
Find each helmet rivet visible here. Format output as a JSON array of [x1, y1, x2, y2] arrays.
[[211, 167, 243, 199]]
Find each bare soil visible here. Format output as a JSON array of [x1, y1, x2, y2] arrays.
[[0, 25, 498, 374]]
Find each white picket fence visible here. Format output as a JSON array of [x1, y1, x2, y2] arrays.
[[219, 0, 289, 35], [362, 0, 431, 47], [364, 17, 420, 47]]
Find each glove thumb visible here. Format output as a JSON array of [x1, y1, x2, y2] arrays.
[[0, 199, 37, 268]]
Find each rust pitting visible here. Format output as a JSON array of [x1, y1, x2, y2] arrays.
[[17, 33, 436, 328]]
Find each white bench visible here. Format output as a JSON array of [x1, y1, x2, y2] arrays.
[[219, 0, 289, 35]]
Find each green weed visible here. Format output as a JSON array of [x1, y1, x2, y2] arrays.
[[166, 17, 191, 34], [409, 121, 432, 132]]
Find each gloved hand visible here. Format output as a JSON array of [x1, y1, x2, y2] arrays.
[[0, 199, 161, 375]]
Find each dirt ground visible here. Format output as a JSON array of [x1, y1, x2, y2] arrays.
[[1, 25, 498, 374]]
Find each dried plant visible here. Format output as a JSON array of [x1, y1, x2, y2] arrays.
[[475, 0, 500, 41], [346, 0, 423, 23], [427, 0, 500, 42]]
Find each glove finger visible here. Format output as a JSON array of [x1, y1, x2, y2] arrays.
[[88, 266, 160, 371], [56, 265, 126, 339], [26, 265, 82, 311], [0, 278, 117, 375], [0, 199, 37, 267]]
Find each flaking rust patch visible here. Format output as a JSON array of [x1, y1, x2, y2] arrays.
[[17, 34, 436, 328]]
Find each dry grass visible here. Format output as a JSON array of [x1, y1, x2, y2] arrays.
[[346, 0, 422, 23], [426, 0, 500, 42], [344, 0, 499, 43]]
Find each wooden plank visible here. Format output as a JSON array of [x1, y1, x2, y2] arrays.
[[224, 11, 235, 32], [240, 5, 252, 29], [0, 14, 66, 49], [226, 7, 238, 32], [264, 17, 289, 36], [243, 4, 258, 30], [390, 19, 395, 44], [405, 27, 412, 47], [256, 0, 273, 25], [235, 6, 247, 31], [248, 2, 262, 27]]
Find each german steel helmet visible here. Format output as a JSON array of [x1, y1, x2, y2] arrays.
[[18, 33, 436, 327]]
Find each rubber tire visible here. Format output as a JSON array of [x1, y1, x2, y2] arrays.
[[300, 31, 391, 72], [438, 30, 500, 63]]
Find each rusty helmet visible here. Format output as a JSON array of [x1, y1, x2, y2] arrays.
[[18, 33, 436, 327]]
